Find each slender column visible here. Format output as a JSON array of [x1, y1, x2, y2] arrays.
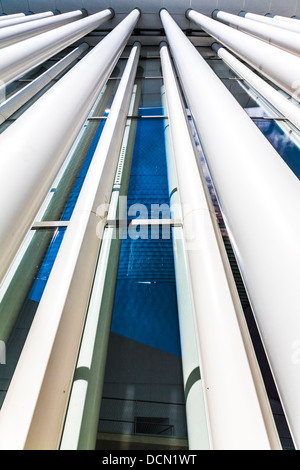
[[0, 8, 114, 91], [60, 75, 141, 451], [268, 15, 300, 24], [0, 10, 87, 49], [186, 9, 300, 100], [0, 42, 89, 124], [239, 10, 300, 34], [212, 43, 300, 132], [212, 9, 300, 57], [0, 12, 28, 21], [0, 9, 135, 287], [159, 32, 280, 450], [161, 80, 210, 450], [0, 10, 56, 28], [164, 8, 300, 449], [0, 34, 140, 451]]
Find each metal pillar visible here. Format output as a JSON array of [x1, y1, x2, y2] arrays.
[[186, 9, 300, 101], [164, 8, 300, 449], [0, 27, 141, 449], [212, 10, 300, 57], [211, 43, 300, 132], [0, 9, 134, 289], [239, 10, 300, 34], [0, 10, 87, 49], [158, 26, 281, 450], [161, 59, 211, 450], [0, 42, 89, 124], [0, 10, 56, 28], [0, 8, 114, 90]]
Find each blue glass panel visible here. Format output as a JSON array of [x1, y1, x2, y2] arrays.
[[253, 118, 300, 180], [110, 108, 181, 357]]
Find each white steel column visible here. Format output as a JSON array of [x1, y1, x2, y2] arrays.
[[163, 9, 300, 449], [0, 42, 89, 124], [60, 76, 141, 451], [211, 43, 300, 132], [161, 81, 210, 450], [186, 9, 300, 101], [239, 11, 300, 34], [212, 9, 300, 57], [0, 8, 113, 90], [0, 10, 56, 28], [0, 13, 28, 22], [0, 9, 87, 49], [0, 39, 140, 451], [0, 8, 137, 285], [159, 33, 279, 450]]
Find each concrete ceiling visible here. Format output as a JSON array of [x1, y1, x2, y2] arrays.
[[1, 0, 300, 31]]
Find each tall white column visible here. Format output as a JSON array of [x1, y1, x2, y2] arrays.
[[186, 9, 300, 101], [0, 9, 87, 49], [162, 8, 300, 450], [211, 43, 300, 132], [0, 10, 56, 28], [239, 10, 300, 34], [212, 9, 300, 57], [0, 8, 114, 90], [0, 42, 89, 124], [0, 38, 140, 451], [159, 22, 280, 451], [0, 8, 136, 286], [0, 12, 28, 22]]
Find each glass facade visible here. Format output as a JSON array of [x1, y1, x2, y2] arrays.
[[0, 0, 299, 451]]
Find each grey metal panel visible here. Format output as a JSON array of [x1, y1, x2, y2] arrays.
[[269, 0, 297, 16], [295, 0, 300, 16], [28, 0, 56, 13], [0, 1, 3, 14], [243, 0, 271, 15], [1, 0, 29, 14], [56, 0, 83, 12], [191, 0, 217, 16], [217, 0, 245, 14]]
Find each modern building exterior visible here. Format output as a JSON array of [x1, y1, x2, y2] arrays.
[[0, 0, 299, 451]]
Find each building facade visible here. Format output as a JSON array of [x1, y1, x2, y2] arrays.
[[0, 0, 299, 451]]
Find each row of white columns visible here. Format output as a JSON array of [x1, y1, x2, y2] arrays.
[[0, 4, 299, 451], [0, 8, 141, 449], [184, 8, 300, 449]]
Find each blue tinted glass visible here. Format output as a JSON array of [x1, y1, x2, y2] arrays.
[[110, 108, 181, 357]]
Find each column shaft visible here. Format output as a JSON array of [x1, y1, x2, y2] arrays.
[[162, 8, 300, 450], [186, 9, 300, 98]]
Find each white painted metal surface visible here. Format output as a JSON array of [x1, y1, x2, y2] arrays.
[[0, 9, 86, 49], [0, 12, 27, 21], [186, 9, 300, 99], [0, 8, 113, 90], [159, 31, 279, 451], [0, 8, 126, 287], [239, 10, 300, 34], [0, 42, 89, 124], [161, 81, 210, 450], [213, 9, 300, 57], [60, 77, 141, 451], [212, 43, 300, 132], [0, 10, 55, 28], [165, 8, 300, 450], [0, 12, 140, 450]]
